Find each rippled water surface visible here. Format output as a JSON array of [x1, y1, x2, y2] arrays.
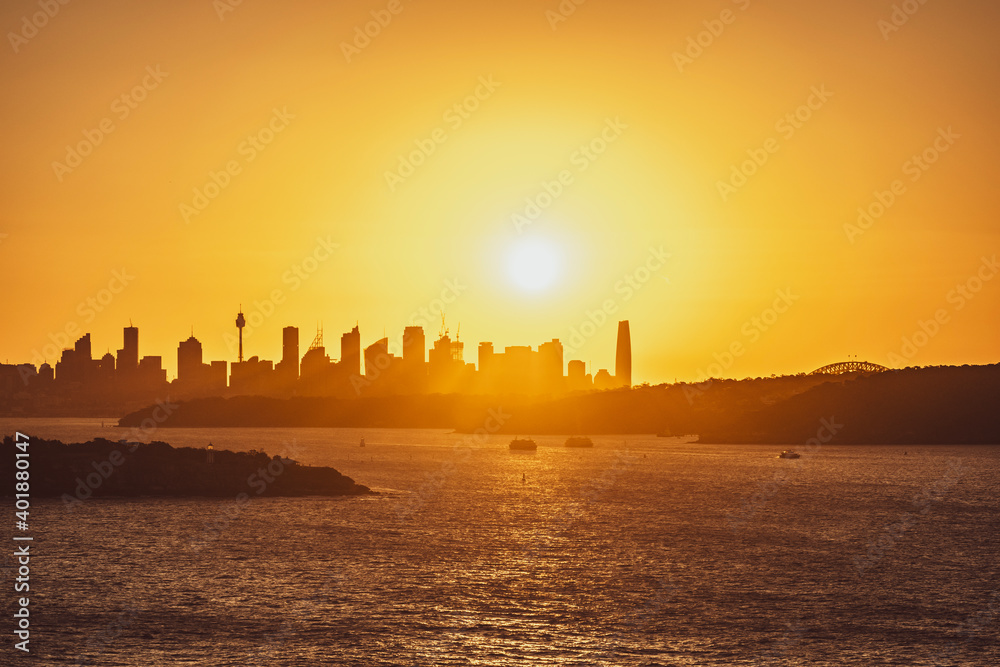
[[3, 419, 998, 665]]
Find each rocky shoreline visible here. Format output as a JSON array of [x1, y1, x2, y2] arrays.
[[2, 435, 373, 500]]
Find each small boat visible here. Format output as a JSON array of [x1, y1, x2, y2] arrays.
[[359, 437, 366, 448], [778, 450, 800, 459], [564, 436, 594, 448], [509, 438, 537, 451]]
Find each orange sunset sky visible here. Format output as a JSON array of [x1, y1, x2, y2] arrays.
[[2, 0, 999, 385]]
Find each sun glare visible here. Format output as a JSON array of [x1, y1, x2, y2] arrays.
[[507, 238, 562, 292]]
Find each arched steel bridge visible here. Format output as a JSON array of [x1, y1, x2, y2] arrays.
[[810, 360, 890, 375]]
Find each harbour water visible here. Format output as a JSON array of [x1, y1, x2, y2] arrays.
[[3, 419, 998, 665]]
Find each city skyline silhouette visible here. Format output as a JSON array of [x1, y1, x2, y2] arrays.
[[3, 2, 998, 387], [3, 1, 1000, 665], [2, 309, 636, 403]]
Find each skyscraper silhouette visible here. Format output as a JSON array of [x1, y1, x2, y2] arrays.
[[403, 326, 425, 365], [341, 325, 361, 377], [281, 326, 299, 379], [117, 325, 138, 374], [616, 320, 631, 388], [177, 335, 203, 383]]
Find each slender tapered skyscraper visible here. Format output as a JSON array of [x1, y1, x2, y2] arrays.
[[615, 320, 631, 388]]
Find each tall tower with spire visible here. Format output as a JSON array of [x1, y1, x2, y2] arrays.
[[235, 307, 246, 363], [615, 320, 631, 388]]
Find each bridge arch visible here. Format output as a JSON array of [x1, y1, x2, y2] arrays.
[[810, 360, 890, 375]]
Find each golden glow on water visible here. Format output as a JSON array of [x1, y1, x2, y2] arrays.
[[13, 421, 1000, 664]]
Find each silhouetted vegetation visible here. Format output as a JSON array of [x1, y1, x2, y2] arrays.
[[698, 364, 1000, 444], [115, 364, 1000, 443]]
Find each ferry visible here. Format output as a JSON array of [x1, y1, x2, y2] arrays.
[[509, 438, 537, 451], [564, 436, 594, 448]]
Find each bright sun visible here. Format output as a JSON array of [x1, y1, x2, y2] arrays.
[[507, 238, 562, 292]]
